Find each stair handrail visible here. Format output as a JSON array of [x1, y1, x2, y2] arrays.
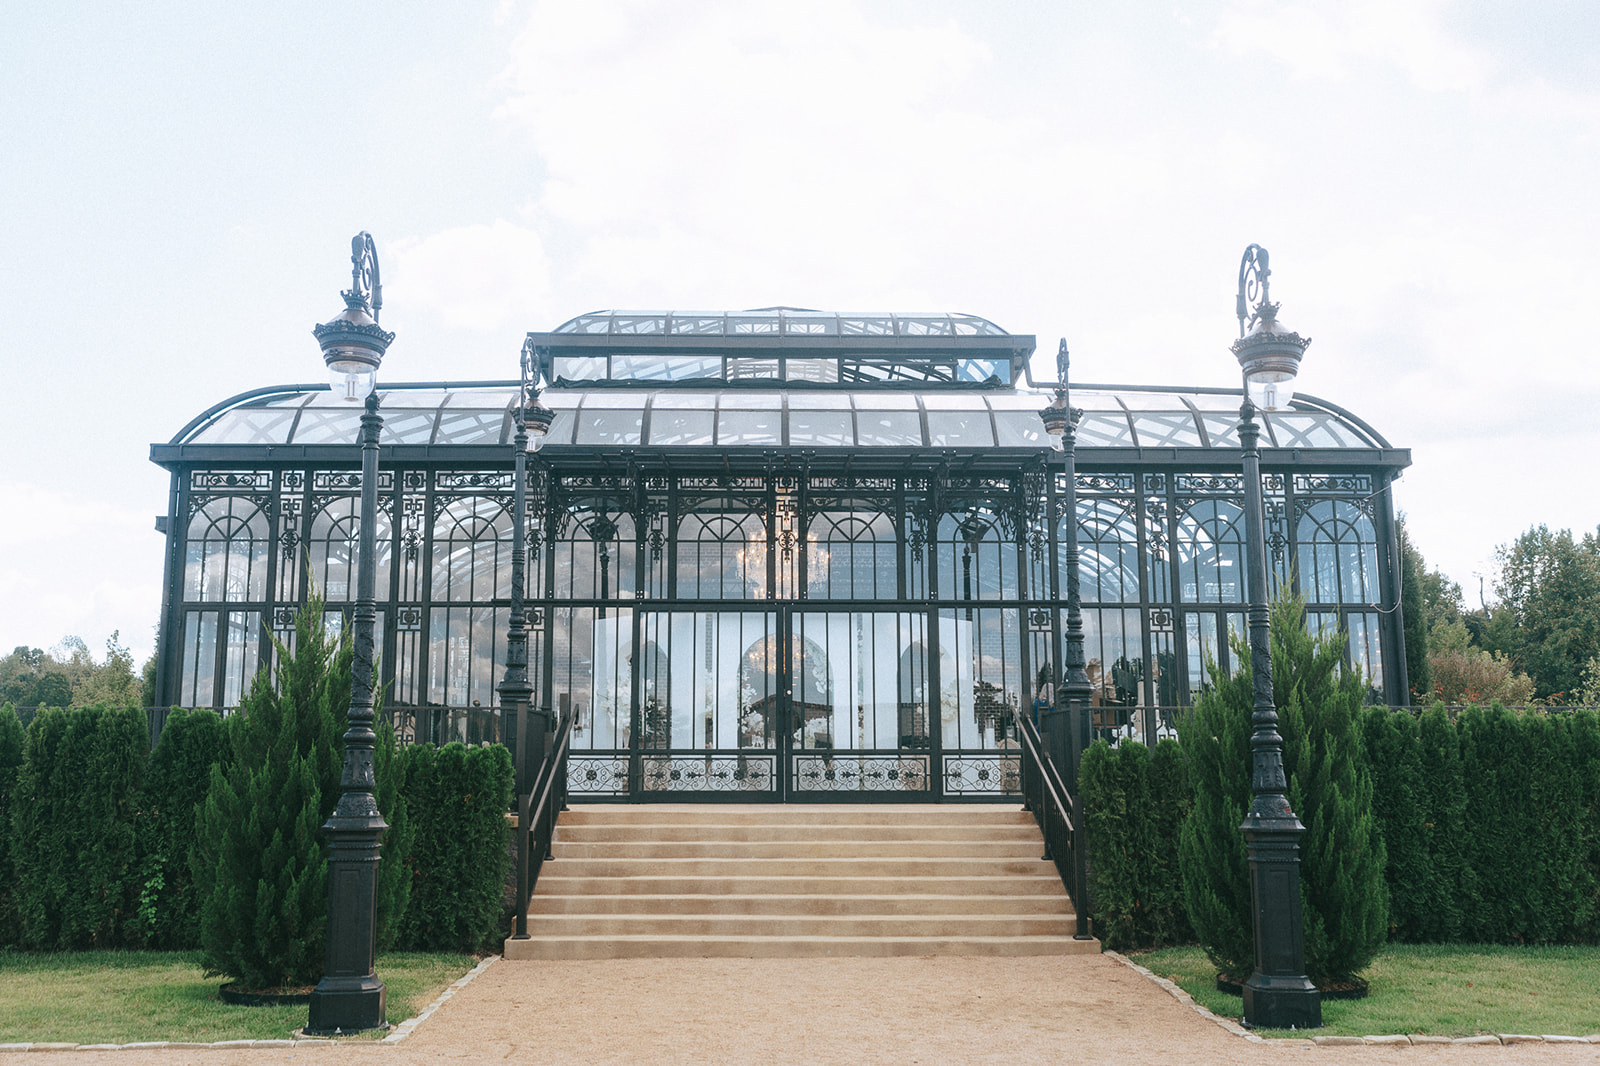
[[1012, 705, 1093, 939], [511, 708, 574, 940]]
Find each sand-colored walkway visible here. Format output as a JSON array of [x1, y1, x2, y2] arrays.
[[4, 954, 1598, 1064]]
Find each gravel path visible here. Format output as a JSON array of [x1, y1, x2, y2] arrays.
[[5, 954, 1599, 1064]]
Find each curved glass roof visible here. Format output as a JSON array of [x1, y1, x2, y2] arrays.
[[553, 309, 1010, 338], [174, 382, 1391, 451]]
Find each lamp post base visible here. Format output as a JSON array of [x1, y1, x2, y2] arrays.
[[306, 975, 387, 1035], [1242, 974, 1321, 1030]]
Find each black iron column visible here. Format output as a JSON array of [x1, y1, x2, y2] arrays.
[[1041, 340, 1094, 940], [309, 234, 393, 1035], [501, 404, 535, 940], [1232, 245, 1320, 1029]]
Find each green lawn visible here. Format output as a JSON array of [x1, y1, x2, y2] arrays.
[[1130, 943, 1600, 1038], [0, 951, 477, 1044]]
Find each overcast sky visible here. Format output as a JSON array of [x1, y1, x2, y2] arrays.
[[3, 0, 1597, 668]]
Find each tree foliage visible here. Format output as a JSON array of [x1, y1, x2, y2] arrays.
[[1179, 593, 1387, 985], [1488, 525, 1600, 700], [0, 704, 25, 945], [135, 709, 230, 949], [1397, 519, 1432, 699], [0, 634, 147, 710]]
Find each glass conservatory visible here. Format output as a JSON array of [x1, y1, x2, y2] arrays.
[[150, 308, 1411, 801]]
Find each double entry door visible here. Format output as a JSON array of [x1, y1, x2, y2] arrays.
[[573, 607, 955, 801]]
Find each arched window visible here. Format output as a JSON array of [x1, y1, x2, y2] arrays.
[[431, 496, 513, 602], [1176, 500, 1245, 603], [1297, 500, 1379, 605], [307, 497, 392, 602], [937, 508, 1018, 602], [676, 506, 767, 599], [184, 498, 269, 602], [554, 507, 637, 601], [1062, 499, 1140, 603], [807, 509, 896, 599]]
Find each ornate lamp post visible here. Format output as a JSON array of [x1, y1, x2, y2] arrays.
[[1039, 339, 1093, 941], [502, 336, 553, 940], [1231, 244, 1321, 1029], [308, 233, 395, 1035]]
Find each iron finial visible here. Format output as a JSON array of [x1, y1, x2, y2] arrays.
[[1237, 243, 1273, 338], [345, 232, 382, 324]]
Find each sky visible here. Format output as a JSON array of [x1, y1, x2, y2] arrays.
[[2, 0, 1597, 669]]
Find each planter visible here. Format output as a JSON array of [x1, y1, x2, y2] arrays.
[[219, 983, 314, 1006], [1215, 975, 1370, 1000]]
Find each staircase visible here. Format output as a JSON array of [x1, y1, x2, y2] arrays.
[[502, 804, 1099, 960]]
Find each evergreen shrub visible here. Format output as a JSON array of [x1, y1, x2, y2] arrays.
[[396, 741, 512, 953], [11, 704, 147, 949], [0, 703, 25, 945], [1179, 594, 1387, 985], [134, 708, 229, 949], [1412, 704, 1469, 942], [1361, 708, 1428, 941], [1080, 737, 1190, 950]]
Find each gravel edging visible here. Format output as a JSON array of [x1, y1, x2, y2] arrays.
[[0, 955, 500, 1053], [1104, 951, 1600, 1048]]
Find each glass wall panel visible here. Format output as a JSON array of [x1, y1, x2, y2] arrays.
[[554, 509, 637, 601], [184, 498, 270, 602], [1297, 500, 1380, 605], [806, 509, 898, 599], [426, 604, 508, 708], [675, 507, 768, 600], [938, 607, 1023, 750], [431, 496, 513, 602], [307, 497, 393, 602], [936, 509, 1019, 601], [178, 610, 218, 707], [1177, 500, 1245, 603]]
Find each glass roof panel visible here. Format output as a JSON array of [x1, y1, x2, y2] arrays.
[[717, 409, 781, 445], [782, 312, 839, 335], [1199, 414, 1242, 448], [582, 391, 654, 409], [993, 410, 1047, 448], [434, 410, 506, 445], [898, 315, 955, 336], [718, 392, 783, 410], [380, 409, 438, 445], [1266, 413, 1364, 448], [927, 411, 994, 447], [290, 409, 362, 445], [574, 410, 642, 446], [920, 394, 983, 410], [788, 410, 853, 446], [551, 309, 1011, 338], [1075, 413, 1134, 447], [855, 411, 923, 447], [839, 315, 896, 336], [545, 410, 576, 445], [649, 409, 715, 446], [652, 391, 716, 408], [851, 393, 919, 410], [787, 393, 850, 410], [784, 358, 839, 383], [669, 313, 727, 335], [554, 355, 606, 380], [609, 314, 668, 335], [1128, 412, 1203, 448], [728, 314, 781, 334], [189, 407, 299, 445]]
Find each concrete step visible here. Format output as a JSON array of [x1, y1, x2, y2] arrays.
[[504, 934, 1101, 960], [550, 839, 1046, 860], [505, 803, 1096, 960], [522, 913, 1077, 938], [528, 893, 1073, 916]]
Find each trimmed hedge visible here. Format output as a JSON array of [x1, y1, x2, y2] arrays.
[[134, 708, 229, 949], [1360, 704, 1599, 945], [1079, 737, 1190, 950], [394, 742, 513, 953], [11, 704, 148, 949], [0, 703, 25, 945]]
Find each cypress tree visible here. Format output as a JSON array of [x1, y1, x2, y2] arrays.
[[1414, 705, 1468, 941], [1573, 709, 1600, 943], [1180, 593, 1388, 986], [1080, 738, 1147, 950], [191, 604, 346, 988], [1147, 737, 1194, 947], [1178, 662, 1255, 980], [134, 709, 229, 949], [0, 703, 25, 945], [1361, 707, 1429, 941]]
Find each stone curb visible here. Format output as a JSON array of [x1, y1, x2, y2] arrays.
[[1102, 952, 1600, 1048], [0, 955, 501, 1053]]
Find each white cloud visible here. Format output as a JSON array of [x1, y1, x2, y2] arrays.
[[387, 220, 555, 331], [1212, 0, 1495, 93]]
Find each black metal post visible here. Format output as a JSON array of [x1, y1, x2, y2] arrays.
[[307, 389, 388, 1034], [1237, 398, 1321, 1029], [501, 407, 534, 940], [1044, 341, 1095, 941]]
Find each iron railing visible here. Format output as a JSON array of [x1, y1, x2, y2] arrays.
[[1012, 704, 1091, 939], [511, 710, 573, 940]]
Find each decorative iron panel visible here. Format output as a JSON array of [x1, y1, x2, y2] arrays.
[[791, 754, 930, 792], [641, 754, 777, 793], [942, 755, 1022, 795]]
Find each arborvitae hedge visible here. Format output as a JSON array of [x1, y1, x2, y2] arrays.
[[1080, 737, 1190, 950], [1178, 595, 1387, 985], [0, 703, 25, 946], [135, 708, 229, 949], [1360, 708, 1428, 941], [11, 704, 148, 949], [395, 742, 512, 953]]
